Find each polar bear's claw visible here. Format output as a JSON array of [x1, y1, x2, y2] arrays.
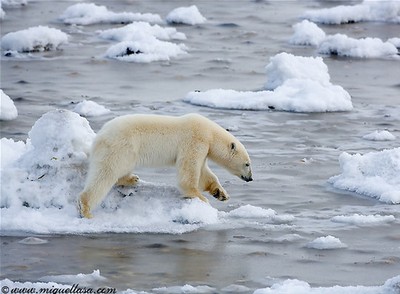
[[212, 189, 229, 201]]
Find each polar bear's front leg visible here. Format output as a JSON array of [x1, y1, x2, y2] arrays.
[[200, 162, 230, 201]]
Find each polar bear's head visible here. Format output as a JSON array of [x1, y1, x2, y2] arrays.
[[209, 135, 253, 182], [227, 141, 253, 182]]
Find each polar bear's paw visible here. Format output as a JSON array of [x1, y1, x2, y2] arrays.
[[77, 198, 93, 219], [116, 174, 139, 186], [211, 188, 230, 201]]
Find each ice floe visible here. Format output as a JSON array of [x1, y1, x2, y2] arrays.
[[72, 100, 111, 117], [1, 25, 68, 53], [331, 214, 395, 226], [184, 53, 352, 112], [166, 5, 207, 25], [362, 130, 396, 141], [98, 21, 186, 42], [0, 110, 292, 235], [0, 89, 18, 120], [59, 3, 161, 25], [303, 0, 400, 24], [329, 148, 400, 204], [290, 20, 399, 58], [305, 235, 347, 250]]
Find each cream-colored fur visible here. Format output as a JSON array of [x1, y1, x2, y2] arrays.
[[78, 113, 252, 218]]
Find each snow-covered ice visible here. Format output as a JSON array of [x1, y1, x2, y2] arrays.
[[105, 37, 188, 63], [0, 89, 18, 120], [72, 100, 110, 117], [303, 0, 400, 24], [98, 22, 186, 42], [362, 130, 396, 141], [59, 3, 161, 25], [1, 25, 68, 53], [166, 5, 206, 25], [254, 275, 400, 294], [184, 53, 352, 112], [305, 235, 347, 250], [290, 20, 399, 58], [329, 148, 400, 204], [331, 214, 395, 226]]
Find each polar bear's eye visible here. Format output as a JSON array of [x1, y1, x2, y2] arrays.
[[245, 163, 250, 167]]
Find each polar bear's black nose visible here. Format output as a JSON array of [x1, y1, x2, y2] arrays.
[[241, 175, 253, 182]]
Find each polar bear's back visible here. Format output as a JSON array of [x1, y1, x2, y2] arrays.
[[92, 113, 218, 167]]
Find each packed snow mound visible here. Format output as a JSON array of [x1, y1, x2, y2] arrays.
[[72, 100, 110, 117], [59, 3, 161, 25], [184, 53, 352, 113], [0, 110, 292, 234], [329, 148, 400, 204], [105, 37, 188, 63], [290, 20, 399, 58], [331, 214, 395, 226], [306, 235, 347, 250], [1, 109, 95, 210], [362, 130, 396, 141], [98, 21, 186, 42], [166, 5, 206, 25], [303, 0, 400, 24], [1, 26, 68, 53], [254, 275, 400, 294], [0, 89, 18, 120]]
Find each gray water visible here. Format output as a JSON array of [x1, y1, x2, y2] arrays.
[[1, 0, 400, 293]]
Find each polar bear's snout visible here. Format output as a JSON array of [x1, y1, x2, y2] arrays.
[[241, 175, 253, 182]]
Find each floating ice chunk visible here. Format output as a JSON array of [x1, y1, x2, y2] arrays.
[[388, 37, 400, 48], [303, 0, 400, 24], [39, 270, 106, 286], [166, 5, 206, 25], [0, 7, 5, 19], [362, 130, 396, 141], [98, 22, 186, 42], [227, 204, 277, 219], [0, 89, 18, 120], [253, 275, 400, 294], [105, 38, 187, 63], [306, 235, 347, 250], [59, 3, 162, 25], [329, 148, 400, 204], [289, 20, 326, 46], [0, 138, 27, 168], [73, 100, 110, 117], [154, 284, 215, 294], [318, 34, 398, 58], [185, 53, 353, 113], [331, 214, 395, 226], [265, 52, 331, 90], [1, 0, 28, 6], [1, 26, 68, 53], [18, 237, 48, 245], [221, 284, 251, 293]]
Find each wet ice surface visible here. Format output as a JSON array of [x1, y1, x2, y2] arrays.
[[1, 0, 400, 293]]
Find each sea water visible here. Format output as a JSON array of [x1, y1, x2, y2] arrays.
[[1, 1, 400, 293]]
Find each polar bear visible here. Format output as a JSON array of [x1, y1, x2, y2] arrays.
[[78, 113, 252, 218]]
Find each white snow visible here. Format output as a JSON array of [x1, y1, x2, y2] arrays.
[[289, 20, 326, 46], [303, 0, 400, 24], [105, 37, 188, 63], [329, 148, 400, 204], [305, 235, 347, 250], [18, 236, 48, 245], [184, 53, 353, 113], [254, 275, 400, 294], [166, 5, 206, 25], [98, 21, 186, 42], [1, 25, 68, 53], [0, 90, 18, 120], [388, 37, 400, 48], [362, 130, 396, 141], [59, 3, 161, 25], [331, 214, 395, 226], [4, 272, 399, 294], [290, 20, 399, 58], [72, 100, 111, 117]]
